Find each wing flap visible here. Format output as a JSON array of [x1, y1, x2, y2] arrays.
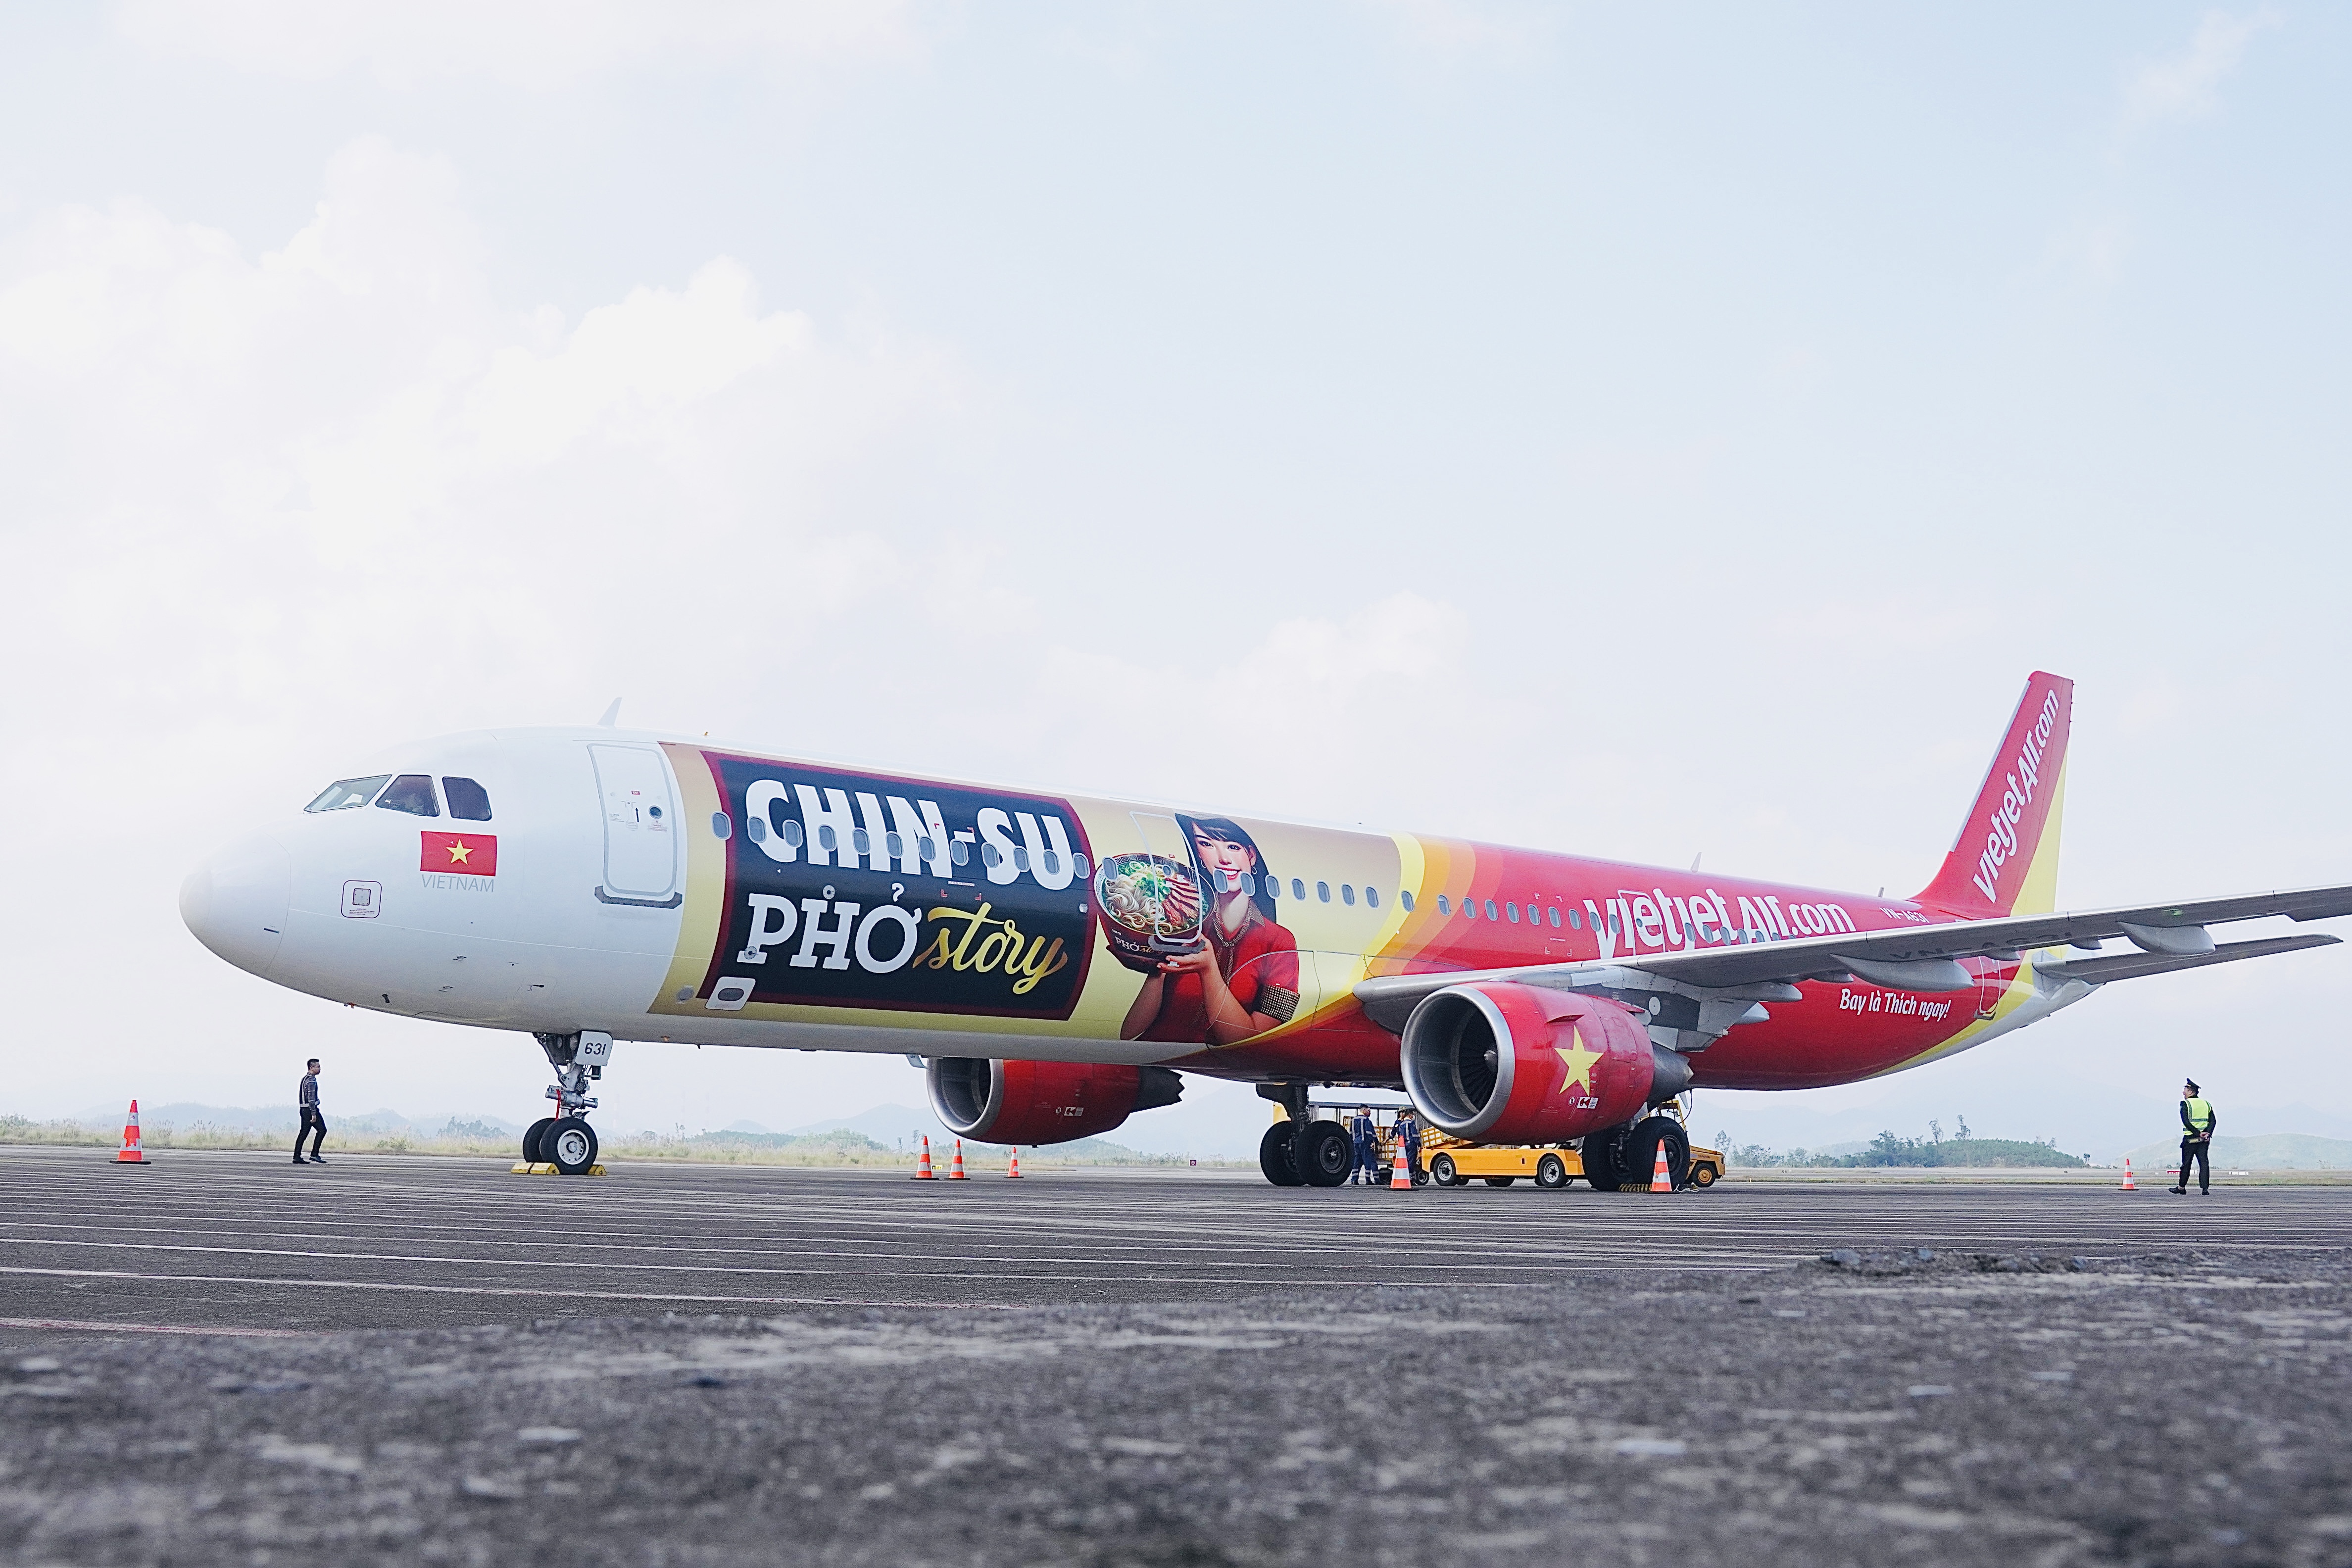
[[2031, 932, 2340, 985]]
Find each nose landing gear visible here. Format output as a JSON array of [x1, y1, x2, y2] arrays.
[[525, 1031, 610, 1175]]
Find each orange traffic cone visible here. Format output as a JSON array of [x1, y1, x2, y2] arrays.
[[2119, 1157, 2137, 1192], [1389, 1140, 1413, 1189], [913, 1134, 935, 1179], [113, 1100, 149, 1165], [949, 1140, 969, 1180], [1650, 1139, 1674, 1192], [1007, 1148, 1023, 1179]]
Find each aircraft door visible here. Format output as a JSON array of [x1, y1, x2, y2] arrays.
[[589, 744, 681, 907]]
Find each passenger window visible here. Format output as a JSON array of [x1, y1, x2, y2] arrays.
[[818, 825, 838, 852], [1073, 853, 1089, 880], [1042, 850, 1061, 876], [305, 775, 391, 813], [887, 832, 905, 860], [441, 777, 492, 821], [981, 842, 1002, 869], [1366, 886, 1380, 909], [1291, 878, 1305, 900], [953, 839, 971, 867], [1436, 894, 1449, 915], [1316, 881, 1331, 903], [1569, 908, 1581, 930], [1400, 890, 1415, 912], [1484, 899, 1498, 921], [1238, 873, 1256, 895], [1464, 899, 1477, 921], [1548, 906, 1561, 929], [375, 775, 440, 817], [783, 819, 805, 849], [1014, 846, 1031, 871], [1341, 884, 1356, 906], [852, 828, 872, 856], [712, 812, 734, 840]]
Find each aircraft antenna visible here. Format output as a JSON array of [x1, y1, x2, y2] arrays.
[[596, 698, 621, 728]]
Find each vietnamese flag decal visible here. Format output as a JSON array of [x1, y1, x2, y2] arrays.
[[421, 832, 498, 875]]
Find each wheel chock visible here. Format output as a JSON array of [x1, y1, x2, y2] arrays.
[[508, 1162, 605, 1176]]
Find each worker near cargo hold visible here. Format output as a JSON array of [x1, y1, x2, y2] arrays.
[[294, 1058, 327, 1166], [1350, 1105, 1377, 1185], [1397, 1108, 1423, 1185], [2170, 1078, 2216, 1195]]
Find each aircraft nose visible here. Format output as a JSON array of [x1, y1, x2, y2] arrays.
[[181, 833, 291, 977]]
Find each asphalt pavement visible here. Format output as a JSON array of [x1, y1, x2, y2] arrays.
[[7, 1146, 2352, 1567], [3, 1145, 2343, 1330]]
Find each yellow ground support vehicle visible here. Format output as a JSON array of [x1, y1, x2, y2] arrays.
[[1309, 1103, 1724, 1191], [1413, 1112, 1726, 1192]]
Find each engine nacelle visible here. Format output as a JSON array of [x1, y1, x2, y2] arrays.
[[1400, 983, 1690, 1142], [927, 1058, 1183, 1146]]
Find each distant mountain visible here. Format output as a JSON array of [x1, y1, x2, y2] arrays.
[[64, 1103, 526, 1138], [2121, 1133, 2352, 1173]]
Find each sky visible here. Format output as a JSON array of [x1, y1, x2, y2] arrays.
[[2, 2, 2346, 1160]]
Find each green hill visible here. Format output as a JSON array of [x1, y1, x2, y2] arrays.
[[2122, 1133, 2352, 1173]]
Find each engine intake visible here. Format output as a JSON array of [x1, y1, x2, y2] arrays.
[[927, 1058, 1182, 1146], [1400, 982, 1689, 1142]]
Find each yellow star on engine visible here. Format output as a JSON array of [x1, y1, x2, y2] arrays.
[[445, 840, 473, 865], [1555, 1027, 1601, 1096]]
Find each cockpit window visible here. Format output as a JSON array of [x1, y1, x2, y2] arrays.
[[441, 777, 492, 821], [375, 774, 441, 817], [305, 775, 392, 813]]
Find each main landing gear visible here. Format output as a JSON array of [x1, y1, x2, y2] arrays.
[[1254, 1083, 1355, 1188], [1580, 1114, 1691, 1191], [525, 1031, 612, 1175]]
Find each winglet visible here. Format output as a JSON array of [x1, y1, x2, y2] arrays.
[[596, 698, 622, 728], [1914, 672, 2073, 920]]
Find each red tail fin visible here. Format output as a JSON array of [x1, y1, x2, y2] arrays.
[[1914, 672, 2073, 919]]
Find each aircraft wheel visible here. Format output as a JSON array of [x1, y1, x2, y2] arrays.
[[1623, 1116, 1691, 1190], [1259, 1124, 1305, 1187], [1295, 1121, 1354, 1187], [1536, 1153, 1569, 1189], [523, 1117, 556, 1164], [1582, 1125, 1631, 1190], [547, 1118, 599, 1176], [1482, 1176, 1517, 1187], [1429, 1153, 1464, 1187]]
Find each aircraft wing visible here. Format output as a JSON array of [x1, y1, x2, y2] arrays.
[[1353, 883, 2352, 1036]]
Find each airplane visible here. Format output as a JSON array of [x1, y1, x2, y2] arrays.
[[180, 671, 2352, 1185]]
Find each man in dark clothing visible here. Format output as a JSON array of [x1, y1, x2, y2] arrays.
[[1350, 1106, 1377, 1186], [294, 1059, 327, 1165], [2171, 1078, 2215, 1195]]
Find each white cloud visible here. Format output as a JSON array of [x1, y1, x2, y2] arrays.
[[2121, 7, 2280, 127], [1362, 0, 1548, 58], [110, 0, 919, 87], [0, 139, 1499, 1124]]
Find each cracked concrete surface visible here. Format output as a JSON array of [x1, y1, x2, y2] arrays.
[[5, 1246, 2351, 1566]]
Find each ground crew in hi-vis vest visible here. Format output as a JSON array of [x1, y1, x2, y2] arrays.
[[2171, 1078, 2216, 1195]]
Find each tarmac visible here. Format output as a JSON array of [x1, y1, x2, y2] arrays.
[[4, 1145, 2351, 1566]]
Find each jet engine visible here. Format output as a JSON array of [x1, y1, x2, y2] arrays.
[[1400, 983, 1691, 1143], [927, 1058, 1183, 1146]]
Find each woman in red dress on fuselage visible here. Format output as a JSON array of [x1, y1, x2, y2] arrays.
[[1118, 816, 1300, 1045]]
